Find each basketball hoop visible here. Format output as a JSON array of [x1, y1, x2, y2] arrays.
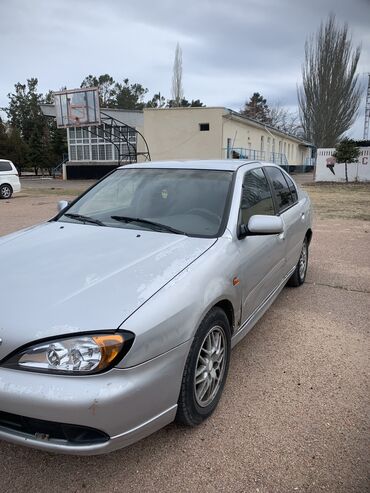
[[49, 86, 150, 164], [54, 87, 101, 128]]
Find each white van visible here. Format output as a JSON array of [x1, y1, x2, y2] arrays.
[[0, 160, 21, 199]]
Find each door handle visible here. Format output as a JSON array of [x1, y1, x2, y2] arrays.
[[300, 212, 305, 221]]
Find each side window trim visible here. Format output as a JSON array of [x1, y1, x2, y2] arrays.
[[237, 170, 250, 228], [261, 167, 278, 215], [264, 166, 295, 215], [282, 171, 299, 205], [238, 167, 276, 226]]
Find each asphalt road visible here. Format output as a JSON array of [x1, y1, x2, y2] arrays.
[[0, 190, 369, 493]]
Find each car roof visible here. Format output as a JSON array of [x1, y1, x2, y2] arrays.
[[118, 159, 278, 172]]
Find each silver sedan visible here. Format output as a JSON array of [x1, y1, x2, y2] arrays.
[[0, 160, 312, 454]]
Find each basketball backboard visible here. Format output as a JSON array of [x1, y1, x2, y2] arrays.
[[54, 87, 101, 128]]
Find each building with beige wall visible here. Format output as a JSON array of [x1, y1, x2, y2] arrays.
[[143, 107, 312, 168], [41, 104, 312, 179]]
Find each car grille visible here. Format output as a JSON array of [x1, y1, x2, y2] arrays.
[[0, 410, 109, 445]]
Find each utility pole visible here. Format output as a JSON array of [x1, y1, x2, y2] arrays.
[[364, 73, 370, 140]]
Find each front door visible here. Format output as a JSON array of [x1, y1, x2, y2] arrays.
[[236, 167, 286, 324]]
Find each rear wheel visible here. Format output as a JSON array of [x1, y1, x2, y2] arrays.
[[0, 184, 13, 199], [176, 307, 231, 426], [287, 238, 308, 287]]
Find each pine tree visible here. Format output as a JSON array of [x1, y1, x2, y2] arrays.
[[4, 78, 49, 172], [7, 126, 29, 172], [81, 74, 116, 107], [0, 119, 10, 158], [241, 93, 271, 123], [333, 138, 360, 182]]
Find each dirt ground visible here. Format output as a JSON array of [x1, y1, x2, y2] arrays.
[[0, 178, 94, 236], [0, 177, 369, 493]]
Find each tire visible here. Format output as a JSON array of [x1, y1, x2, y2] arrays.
[[176, 307, 231, 426], [0, 184, 13, 199], [287, 238, 308, 287]]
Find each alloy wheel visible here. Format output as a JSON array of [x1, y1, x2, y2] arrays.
[[194, 326, 226, 408], [1, 186, 12, 199], [299, 241, 307, 280]]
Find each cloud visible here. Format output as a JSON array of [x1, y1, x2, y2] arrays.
[[0, 0, 369, 137]]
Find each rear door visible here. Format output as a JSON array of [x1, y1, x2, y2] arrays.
[[0, 161, 16, 179], [237, 167, 286, 322], [265, 166, 305, 274], [0, 161, 20, 191]]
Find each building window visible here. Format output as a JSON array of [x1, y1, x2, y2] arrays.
[[68, 124, 137, 162], [199, 123, 210, 131], [226, 138, 232, 158], [267, 137, 271, 155]]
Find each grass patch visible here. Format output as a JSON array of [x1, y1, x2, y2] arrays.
[[301, 182, 370, 221]]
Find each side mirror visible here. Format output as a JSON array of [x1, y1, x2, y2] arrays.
[[239, 215, 284, 238], [57, 200, 69, 213]]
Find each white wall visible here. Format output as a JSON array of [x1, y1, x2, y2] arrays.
[[315, 147, 370, 182]]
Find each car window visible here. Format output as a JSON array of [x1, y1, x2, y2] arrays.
[[79, 172, 142, 214], [284, 173, 298, 203], [0, 162, 13, 172], [240, 168, 275, 225], [265, 167, 294, 213], [60, 168, 234, 238]]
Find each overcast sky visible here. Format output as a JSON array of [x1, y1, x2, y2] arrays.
[[1, 0, 369, 138]]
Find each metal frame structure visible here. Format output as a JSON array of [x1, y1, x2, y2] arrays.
[[52, 87, 151, 166], [91, 110, 151, 165]]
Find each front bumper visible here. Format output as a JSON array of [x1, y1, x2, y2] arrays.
[[0, 340, 191, 455]]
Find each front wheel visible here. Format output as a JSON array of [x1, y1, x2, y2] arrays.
[[0, 184, 13, 199], [176, 307, 231, 426], [287, 238, 308, 287]]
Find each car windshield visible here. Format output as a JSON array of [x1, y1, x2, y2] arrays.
[[58, 168, 234, 237]]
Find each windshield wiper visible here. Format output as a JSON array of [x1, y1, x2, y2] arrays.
[[64, 213, 106, 226], [111, 215, 187, 235]]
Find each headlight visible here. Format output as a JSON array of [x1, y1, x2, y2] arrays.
[[2, 332, 134, 375]]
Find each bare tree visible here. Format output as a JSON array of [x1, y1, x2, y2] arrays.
[[269, 101, 303, 137], [298, 14, 361, 147], [171, 43, 184, 107]]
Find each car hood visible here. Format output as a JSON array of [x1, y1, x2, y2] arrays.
[[0, 222, 215, 359]]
